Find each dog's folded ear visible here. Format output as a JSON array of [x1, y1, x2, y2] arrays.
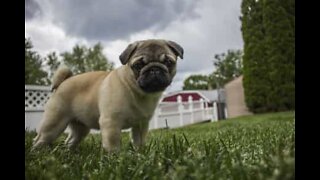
[[119, 42, 139, 65], [166, 41, 184, 59]]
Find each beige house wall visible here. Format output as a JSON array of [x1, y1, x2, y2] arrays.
[[225, 75, 252, 118]]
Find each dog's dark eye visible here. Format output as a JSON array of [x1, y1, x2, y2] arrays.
[[132, 61, 145, 71], [164, 58, 174, 67]]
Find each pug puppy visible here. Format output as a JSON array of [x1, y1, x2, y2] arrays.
[[33, 39, 183, 152]]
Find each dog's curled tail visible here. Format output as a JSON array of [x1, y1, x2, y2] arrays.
[[51, 65, 73, 92]]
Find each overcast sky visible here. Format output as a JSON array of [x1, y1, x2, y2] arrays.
[[25, 0, 243, 92]]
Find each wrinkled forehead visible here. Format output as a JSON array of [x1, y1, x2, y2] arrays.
[[135, 41, 170, 56], [130, 41, 176, 64]]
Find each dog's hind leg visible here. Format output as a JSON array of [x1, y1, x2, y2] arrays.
[[33, 110, 71, 148], [64, 120, 90, 148]]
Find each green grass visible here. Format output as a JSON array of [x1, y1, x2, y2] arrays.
[[25, 111, 295, 180]]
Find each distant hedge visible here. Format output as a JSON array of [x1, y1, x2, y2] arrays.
[[240, 0, 295, 113]]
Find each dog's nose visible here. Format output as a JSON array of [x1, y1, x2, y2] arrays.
[[149, 67, 161, 75]]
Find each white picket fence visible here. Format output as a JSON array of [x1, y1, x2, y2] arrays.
[[25, 85, 51, 131], [149, 96, 217, 129], [25, 85, 218, 132]]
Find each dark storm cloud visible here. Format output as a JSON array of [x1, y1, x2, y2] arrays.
[[25, 0, 42, 20], [46, 0, 200, 41]]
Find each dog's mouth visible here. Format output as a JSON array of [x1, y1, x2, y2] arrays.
[[137, 66, 171, 93]]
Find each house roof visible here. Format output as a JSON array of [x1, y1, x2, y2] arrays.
[[162, 89, 226, 102]]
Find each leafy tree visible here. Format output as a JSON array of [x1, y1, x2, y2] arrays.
[[25, 39, 115, 86], [183, 75, 211, 90], [45, 52, 60, 80], [213, 49, 243, 86], [241, 0, 272, 113], [182, 49, 243, 90], [61, 45, 87, 74], [263, 0, 295, 111], [25, 38, 49, 85], [240, 0, 295, 113], [86, 43, 114, 72], [61, 43, 114, 74]]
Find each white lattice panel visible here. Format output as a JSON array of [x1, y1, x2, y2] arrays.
[[25, 85, 51, 111]]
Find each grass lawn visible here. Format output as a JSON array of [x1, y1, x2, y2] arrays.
[[25, 111, 295, 180]]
